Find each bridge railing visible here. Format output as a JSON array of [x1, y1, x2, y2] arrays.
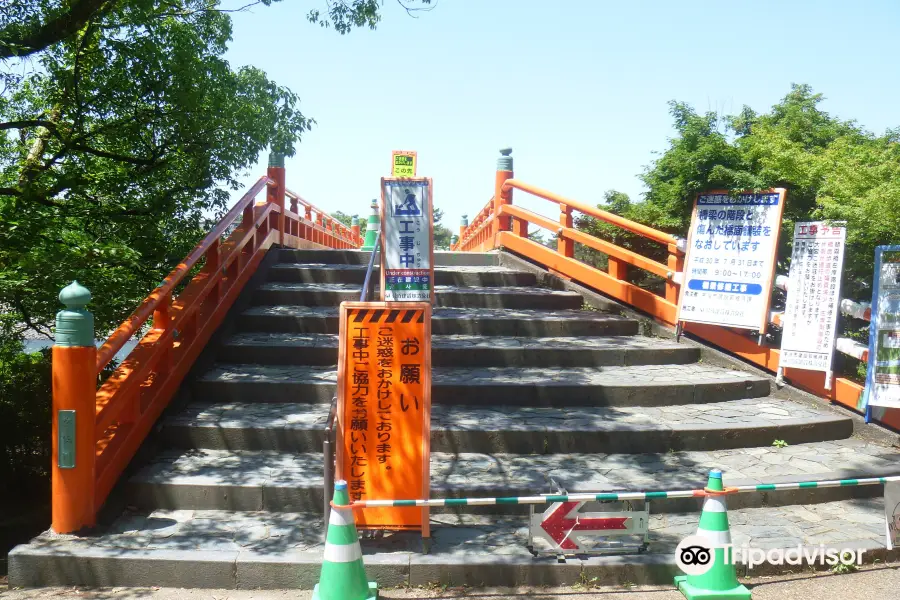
[[52, 156, 360, 534], [453, 149, 893, 431]]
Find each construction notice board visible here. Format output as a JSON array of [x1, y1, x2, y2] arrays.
[[864, 247, 900, 410], [336, 301, 432, 533], [677, 189, 786, 332], [779, 222, 846, 373], [391, 150, 417, 178], [380, 178, 434, 303]]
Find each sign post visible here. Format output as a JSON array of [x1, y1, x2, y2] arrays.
[[391, 150, 417, 178], [777, 222, 847, 389], [863, 246, 900, 417], [380, 178, 435, 303], [677, 189, 786, 336], [336, 302, 432, 536]]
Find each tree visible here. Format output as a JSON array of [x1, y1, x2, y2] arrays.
[[0, 1, 434, 58], [433, 207, 453, 250], [578, 84, 900, 378], [0, 0, 435, 503], [330, 211, 354, 228]]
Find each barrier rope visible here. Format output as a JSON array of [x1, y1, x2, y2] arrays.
[[348, 475, 900, 509]]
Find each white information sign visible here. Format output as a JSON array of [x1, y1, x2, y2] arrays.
[[779, 222, 846, 372], [867, 252, 900, 409], [885, 480, 900, 550], [380, 179, 433, 302], [678, 190, 786, 330]]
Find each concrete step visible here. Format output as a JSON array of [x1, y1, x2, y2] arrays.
[[252, 283, 584, 310], [237, 306, 637, 337], [217, 333, 700, 367], [193, 363, 771, 406], [124, 438, 899, 514], [268, 263, 537, 287], [277, 249, 499, 267], [10, 498, 894, 588], [161, 398, 853, 454]]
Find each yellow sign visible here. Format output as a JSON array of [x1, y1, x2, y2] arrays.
[[391, 150, 417, 178], [336, 301, 432, 534]]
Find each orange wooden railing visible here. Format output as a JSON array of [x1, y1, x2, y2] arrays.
[[453, 149, 894, 430], [52, 159, 361, 533]]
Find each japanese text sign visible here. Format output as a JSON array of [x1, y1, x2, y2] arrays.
[[391, 150, 417, 178], [336, 302, 432, 531], [779, 222, 846, 373], [678, 189, 786, 331], [864, 248, 900, 410], [380, 178, 434, 303]]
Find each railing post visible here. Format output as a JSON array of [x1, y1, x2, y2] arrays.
[[558, 204, 574, 258], [493, 148, 514, 239], [266, 153, 286, 246], [52, 281, 97, 534], [666, 243, 684, 304], [351, 215, 361, 246], [608, 256, 628, 281]]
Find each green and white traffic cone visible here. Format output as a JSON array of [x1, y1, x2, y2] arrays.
[[313, 480, 378, 600], [675, 470, 750, 599], [361, 199, 379, 251]]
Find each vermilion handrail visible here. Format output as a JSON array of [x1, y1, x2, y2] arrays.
[[286, 189, 360, 245], [51, 162, 362, 534], [96, 176, 270, 372], [502, 179, 683, 249]]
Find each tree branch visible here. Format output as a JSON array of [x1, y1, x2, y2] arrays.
[[0, 0, 115, 59]]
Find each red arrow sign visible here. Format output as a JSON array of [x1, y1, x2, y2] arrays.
[[540, 502, 629, 550]]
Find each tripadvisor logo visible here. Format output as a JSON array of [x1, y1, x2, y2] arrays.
[[675, 535, 865, 573]]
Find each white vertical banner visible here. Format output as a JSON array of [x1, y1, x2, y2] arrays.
[[885, 480, 900, 551], [866, 251, 900, 409], [677, 190, 786, 330], [380, 178, 434, 303], [779, 222, 846, 373]]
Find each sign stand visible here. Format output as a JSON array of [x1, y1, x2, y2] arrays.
[[776, 222, 847, 391], [862, 246, 900, 422], [527, 490, 650, 559], [336, 302, 432, 541], [676, 189, 786, 341], [379, 177, 435, 305]]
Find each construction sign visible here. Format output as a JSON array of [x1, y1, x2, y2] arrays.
[[391, 150, 417, 178], [380, 178, 435, 303], [336, 301, 432, 534]]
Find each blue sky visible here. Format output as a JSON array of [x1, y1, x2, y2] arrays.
[[225, 0, 899, 233]]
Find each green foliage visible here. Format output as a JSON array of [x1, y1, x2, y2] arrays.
[[772, 439, 789, 449], [0, 0, 430, 514], [330, 211, 354, 228], [0, 319, 51, 503], [433, 207, 453, 250], [307, 0, 433, 34], [576, 85, 900, 379]]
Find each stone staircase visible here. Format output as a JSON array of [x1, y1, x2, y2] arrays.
[[10, 249, 900, 589]]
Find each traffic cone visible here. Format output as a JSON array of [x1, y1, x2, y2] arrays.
[[361, 199, 380, 251], [674, 470, 750, 600], [313, 480, 378, 600]]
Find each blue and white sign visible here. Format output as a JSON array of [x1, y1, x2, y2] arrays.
[[864, 247, 900, 411], [381, 179, 433, 302], [678, 190, 786, 330]]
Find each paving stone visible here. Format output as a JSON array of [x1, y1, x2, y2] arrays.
[[10, 498, 893, 588], [162, 397, 851, 454], [194, 363, 771, 406], [127, 440, 900, 513]]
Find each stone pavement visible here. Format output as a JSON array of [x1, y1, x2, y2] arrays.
[[8, 567, 900, 599], [8, 499, 897, 589]]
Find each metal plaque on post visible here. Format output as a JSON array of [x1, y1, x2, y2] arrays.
[[57, 409, 76, 469]]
